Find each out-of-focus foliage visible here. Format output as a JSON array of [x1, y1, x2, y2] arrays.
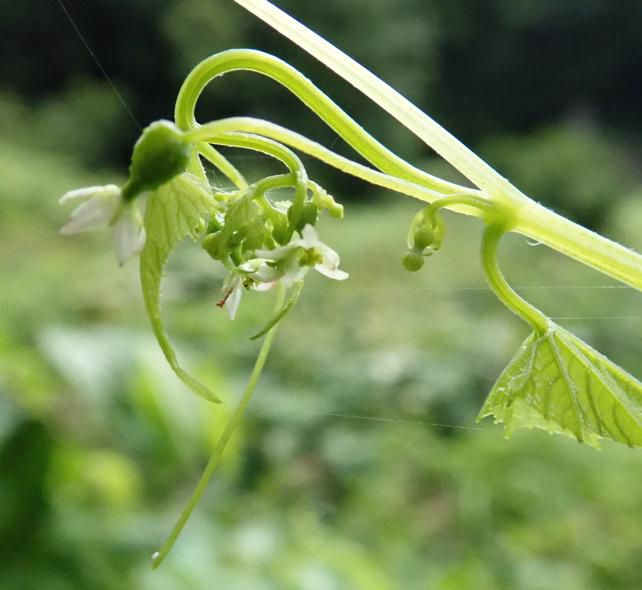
[[2, 136, 642, 587], [483, 122, 641, 226], [2, 0, 640, 187], [430, 0, 642, 140], [1, 0, 641, 588]]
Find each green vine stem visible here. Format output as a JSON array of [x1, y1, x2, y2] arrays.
[[481, 224, 550, 334], [171, 21, 642, 290], [175, 49, 471, 198], [202, 131, 310, 229], [186, 120, 486, 218], [232, 0, 508, 198], [206, 131, 308, 183], [151, 283, 286, 570], [418, 193, 501, 238]]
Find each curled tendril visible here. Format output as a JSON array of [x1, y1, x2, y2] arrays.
[[402, 192, 497, 272]]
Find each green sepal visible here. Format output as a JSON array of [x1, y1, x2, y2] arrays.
[[140, 173, 220, 403], [298, 202, 319, 229], [287, 201, 318, 233], [122, 120, 193, 201], [478, 323, 642, 448]]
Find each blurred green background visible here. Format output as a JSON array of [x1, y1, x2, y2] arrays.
[[1, 1, 641, 588]]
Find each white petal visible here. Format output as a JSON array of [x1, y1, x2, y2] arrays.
[[252, 262, 281, 283], [300, 224, 320, 248], [237, 260, 259, 273], [280, 265, 309, 287], [315, 264, 349, 280], [225, 284, 243, 320], [59, 184, 119, 205], [319, 244, 340, 268], [255, 240, 303, 260], [60, 193, 120, 235], [252, 281, 276, 292], [255, 247, 285, 260], [112, 208, 146, 265]]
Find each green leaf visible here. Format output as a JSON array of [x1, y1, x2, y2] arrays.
[[140, 173, 220, 403], [478, 324, 642, 448]]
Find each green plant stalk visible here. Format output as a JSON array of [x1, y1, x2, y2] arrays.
[[231, 0, 527, 199], [481, 225, 550, 334], [230, 0, 642, 293], [174, 49, 469, 198], [204, 130, 308, 181], [151, 284, 286, 569], [185, 120, 484, 217], [203, 130, 310, 222]]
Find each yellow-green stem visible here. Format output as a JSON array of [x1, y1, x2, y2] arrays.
[[174, 48, 469, 197], [151, 284, 286, 569], [481, 225, 550, 334]]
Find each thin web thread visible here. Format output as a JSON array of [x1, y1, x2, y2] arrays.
[[323, 412, 485, 431], [306, 285, 632, 291], [305, 285, 640, 320], [56, 0, 141, 130], [275, 410, 486, 432]]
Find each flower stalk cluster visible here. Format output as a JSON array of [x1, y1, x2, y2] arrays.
[[200, 169, 346, 319]]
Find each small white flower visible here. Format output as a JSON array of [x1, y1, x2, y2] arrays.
[[256, 224, 348, 283], [60, 185, 121, 234], [217, 226, 347, 321], [239, 260, 279, 290], [60, 185, 146, 265], [217, 260, 280, 319]]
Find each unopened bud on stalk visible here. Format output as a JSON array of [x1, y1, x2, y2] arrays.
[[122, 120, 193, 200]]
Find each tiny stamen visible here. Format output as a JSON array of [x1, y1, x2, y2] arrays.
[[216, 289, 233, 308]]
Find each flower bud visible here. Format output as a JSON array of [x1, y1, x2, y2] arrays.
[[288, 201, 319, 232], [122, 120, 193, 200], [413, 227, 434, 250], [402, 251, 424, 272], [271, 216, 289, 245], [202, 233, 223, 260], [207, 214, 224, 234], [298, 202, 319, 228], [312, 187, 344, 218]]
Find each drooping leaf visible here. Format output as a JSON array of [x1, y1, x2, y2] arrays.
[[140, 173, 220, 402], [478, 324, 642, 448]]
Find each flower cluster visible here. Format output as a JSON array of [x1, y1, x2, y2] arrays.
[[216, 224, 348, 319], [59, 120, 348, 324], [60, 120, 192, 265], [203, 178, 348, 320]]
